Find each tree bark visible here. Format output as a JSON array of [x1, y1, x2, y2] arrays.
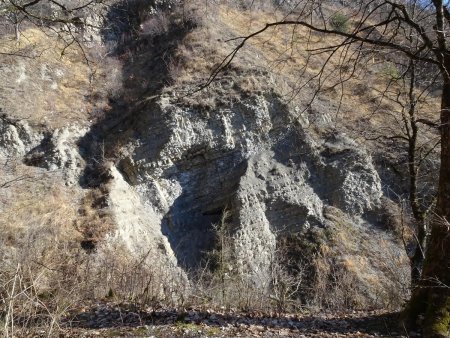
[[407, 64, 450, 337], [407, 61, 427, 286], [15, 23, 19, 41], [14, 12, 20, 42]]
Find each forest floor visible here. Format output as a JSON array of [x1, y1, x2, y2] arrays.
[[19, 301, 414, 337]]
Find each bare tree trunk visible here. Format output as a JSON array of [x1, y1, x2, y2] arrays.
[[407, 71, 450, 337], [406, 61, 427, 286], [14, 13, 20, 42], [409, 217, 426, 285], [15, 23, 20, 41]]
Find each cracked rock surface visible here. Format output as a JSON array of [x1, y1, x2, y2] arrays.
[[106, 90, 384, 282]]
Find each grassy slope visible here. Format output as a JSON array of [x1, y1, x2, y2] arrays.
[[171, 4, 439, 145], [0, 28, 119, 129]]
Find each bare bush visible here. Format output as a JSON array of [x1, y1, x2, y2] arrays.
[[187, 212, 309, 313], [0, 200, 188, 336], [269, 250, 307, 313], [312, 255, 364, 310], [0, 182, 85, 336], [139, 12, 170, 37], [88, 243, 188, 308]]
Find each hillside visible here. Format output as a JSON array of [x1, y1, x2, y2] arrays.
[[0, 1, 442, 337]]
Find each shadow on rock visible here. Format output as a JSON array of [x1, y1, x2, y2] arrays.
[[77, 0, 196, 188]]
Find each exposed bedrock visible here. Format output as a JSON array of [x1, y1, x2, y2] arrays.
[[108, 91, 383, 279]]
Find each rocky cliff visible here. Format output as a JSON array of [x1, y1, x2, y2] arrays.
[[108, 89, 383, 272], [0, 0, 411, 310], [75, 74, 406, 306]]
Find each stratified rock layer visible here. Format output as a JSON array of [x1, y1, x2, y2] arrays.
[[109, 90, 383, 281]]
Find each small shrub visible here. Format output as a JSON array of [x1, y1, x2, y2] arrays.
[[177, 1, 204, 28], [269, 249, 308, 313], [330, 13, 349, 33], [381, 62, 401, 80], [139, 12, 170, 37]]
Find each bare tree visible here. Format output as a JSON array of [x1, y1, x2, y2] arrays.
[[206, 0, 450, 335], [397, 63, 439, 287], [362, 57, 440, 286], [0, 0, 112, 59]]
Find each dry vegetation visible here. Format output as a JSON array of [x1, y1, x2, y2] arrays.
[[0, 28, 121, 129], [0, 162, 182, 336], [0, 172, 409, 336], [169, 2, 440, 140], [0, 1, 434, 336]]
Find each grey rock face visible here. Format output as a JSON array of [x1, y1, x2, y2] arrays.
[[233, 150, 325, 280], [0, 84, 384, 284], [108, 166, 181, 271], [0, 115, 87, 185], [24, 126, 87, 185], [318, 133, 383, 215], [0, 115, 41, 157], [109, 91, 383, 280]]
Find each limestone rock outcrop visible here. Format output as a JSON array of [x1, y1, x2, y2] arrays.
[[106, 89, 383, 281], [24, 126, 87, 185], [0, 115, 40, 158], [0, 0, 410, 311]]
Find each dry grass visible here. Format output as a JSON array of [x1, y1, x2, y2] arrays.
[[0, 28, 118, 129], [166, 2, 439, 139], [0, 161, 82, 274], [314, 207, 410, 310], [0, 163, 83, 337], [0, 162, 184, 336], [0, 2, 426, 334]]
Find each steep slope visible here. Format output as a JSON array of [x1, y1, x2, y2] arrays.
[[0, 0, 414, 318], [75, 1, 408, 308], [98, 76, 407, 307]]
